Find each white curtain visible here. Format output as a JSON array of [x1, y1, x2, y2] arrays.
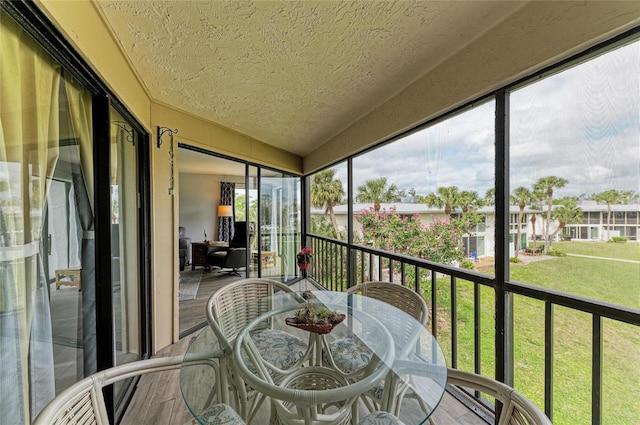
[[0, 15, 60, 422]]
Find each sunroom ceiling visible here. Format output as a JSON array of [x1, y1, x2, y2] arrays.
[[96, 1, 526, 157]]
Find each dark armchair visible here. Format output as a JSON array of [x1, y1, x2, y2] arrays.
[[205, 221, 252, 276], [178, 226, 191, 271], [229, 221, 249, 248], [207, 248, 247, 276]]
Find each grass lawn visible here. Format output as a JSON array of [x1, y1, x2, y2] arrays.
[[554, 241, 640, 261], [426, 241, 640, 425]]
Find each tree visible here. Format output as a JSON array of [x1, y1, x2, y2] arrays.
[[458, 190, 481, 213], [484, 188, 495, 206], [528, 187, 546, 250], [510, 186, 534, 258], [549, 197, 582, 242], [310, 168, 344, 239], [310, 216, 335, 238], [235, 194, 247, 221], [425, 186, 461, 219], [592, 189, 638, 241], [533, 176, 568, 253], [356, 177, 399, 213]]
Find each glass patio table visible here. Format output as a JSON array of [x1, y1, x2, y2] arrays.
[[181, 290, 448, 425]]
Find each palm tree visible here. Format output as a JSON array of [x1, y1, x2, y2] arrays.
[[529, 188, 546, 250], [592, 190, 638, 241], [484, 188, 495, 206], [533, 176, 568, 253], [549, 198, 582, 242], [510, 186, 534, 258], [425, 186, 461, 219], [310, 168, 344, 238], [619, 190, 639, 205], [356, 177, 399, 213], [458, 190, 481, 213]]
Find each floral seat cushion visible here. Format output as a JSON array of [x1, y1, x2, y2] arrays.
[[245, 328, 307, 370], [329, 334, 373, 372], [328, 335, 385, 399]]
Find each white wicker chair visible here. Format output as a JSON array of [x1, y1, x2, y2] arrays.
[[32, 354, 244, 425], [326, 281, 429, 416], [206, 278, 308, 422], [443, 368, 552, 425]]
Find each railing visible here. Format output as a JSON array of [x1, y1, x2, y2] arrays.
[[304, 234, 640, 425]]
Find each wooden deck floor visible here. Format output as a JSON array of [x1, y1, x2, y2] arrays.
[[128, 277, 490, 424]]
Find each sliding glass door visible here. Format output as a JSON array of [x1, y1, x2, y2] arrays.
[[259, 171, 301, 280], [109, 109, 141, 407]]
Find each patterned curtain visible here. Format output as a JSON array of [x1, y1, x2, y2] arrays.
[[218, 182, 235, 242]]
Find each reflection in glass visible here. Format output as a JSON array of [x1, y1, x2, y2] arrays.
[[0, 13, 95, 420], [110, 109, 141, 407], [259, 171, 301, 281]]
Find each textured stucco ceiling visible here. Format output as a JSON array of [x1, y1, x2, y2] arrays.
[[96, 1, 525, 156]]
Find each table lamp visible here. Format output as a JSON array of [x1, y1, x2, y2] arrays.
[[218, 205, 233, 217]]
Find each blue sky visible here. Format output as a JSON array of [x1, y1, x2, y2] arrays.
[[332, 40, 639, 201]]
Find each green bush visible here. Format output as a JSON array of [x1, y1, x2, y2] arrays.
[[546, 247, 566, 257], [460, 260, 475, 269], [611, 236, 628, 243], [510, 257, 522, 263]]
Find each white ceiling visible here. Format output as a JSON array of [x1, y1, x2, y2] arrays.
[[96, 1, 526, 157]]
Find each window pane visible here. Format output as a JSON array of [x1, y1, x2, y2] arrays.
[[259, 170, 301, 281], [351, 101, 496, 275], [0, 12, 95, 420], [309, 162, 347, 240], [509, 40, 640, 310], [109, 109, 141, 407]]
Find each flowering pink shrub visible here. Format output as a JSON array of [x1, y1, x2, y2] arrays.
[[355, 207, 480, 266]]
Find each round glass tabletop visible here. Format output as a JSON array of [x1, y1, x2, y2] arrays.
[[181, 290, 447, 424]]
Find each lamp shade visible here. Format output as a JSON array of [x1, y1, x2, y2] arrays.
[[218, 205, 233, 217]]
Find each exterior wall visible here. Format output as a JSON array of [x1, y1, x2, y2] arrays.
[[565, 210, 640, 241]]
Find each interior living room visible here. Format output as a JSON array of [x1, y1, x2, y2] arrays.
[[2, 1, 638, 425], [177, 146, 302, 335]]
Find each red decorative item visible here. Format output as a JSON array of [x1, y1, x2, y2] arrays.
[[297, 247, 313, 276]]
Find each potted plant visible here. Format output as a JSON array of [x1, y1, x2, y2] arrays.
[[285, 303, 345, 334], [296, 247, 313, 269], [297, 247, 313, 278]]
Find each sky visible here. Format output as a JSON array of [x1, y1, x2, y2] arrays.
[[331, 40, 639, 201]]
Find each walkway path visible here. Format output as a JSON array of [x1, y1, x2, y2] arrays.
[[566, 253, 640, 264]]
